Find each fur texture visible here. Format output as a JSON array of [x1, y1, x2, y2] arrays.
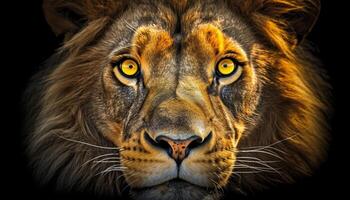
[[25, 0, 330, 199]]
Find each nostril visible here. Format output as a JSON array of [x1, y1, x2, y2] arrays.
[[184, 137, 201, 158], [187, 136, 203, 150], [186, 132, 212, 154], [156, 137, 173, 156], [144, 132, 174, 156]]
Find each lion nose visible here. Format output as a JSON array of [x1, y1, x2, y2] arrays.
[[145, 133, 212, 165], [156, 136, 200, 164]]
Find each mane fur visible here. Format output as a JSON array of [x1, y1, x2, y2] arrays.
[[25, 0, 330, 196]]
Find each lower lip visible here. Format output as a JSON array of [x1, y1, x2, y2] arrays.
[[137, 178, 202, 191], [167, 179, 194, 186]]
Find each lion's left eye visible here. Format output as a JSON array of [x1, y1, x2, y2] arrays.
[[215, 58, 243, 85], [216, 58, 237, 77]]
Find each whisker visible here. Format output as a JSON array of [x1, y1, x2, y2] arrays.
[[97, 165, 127, 176], [110, 44, 141, 56], [81, 153, 119, 168], [235, 163, 275, 170], [232, 171, 268, 174], [239, 135, 297, 151], [91, 157, 122, 169], [235, 161, 281, 174], [209, 176, 224, 196], [123, 19, 137, 32], [223, 131, 296, 154], [239, 146, 287, 155], [97, 157, 121, 161], [234, 166, 276, 173], [93, 160, 122, 164], [97, 169, 125, 176], [235, 149, 285, 161], [236, 156, 280, 163], [55, 134, 120, 150]]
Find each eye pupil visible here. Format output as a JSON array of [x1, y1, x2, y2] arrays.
[[128, 65, 133, 69], [223, 64, 228, 68]]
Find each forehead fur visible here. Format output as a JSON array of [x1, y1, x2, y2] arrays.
[[61, 0, 259, 54], [51, 0, 319, 53]]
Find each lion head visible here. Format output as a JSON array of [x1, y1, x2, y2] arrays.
[[25, 0, 330, 199]]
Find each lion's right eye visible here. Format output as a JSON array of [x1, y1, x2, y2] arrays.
[[113, 59, 140, 78], [112, 58, 141, 86]]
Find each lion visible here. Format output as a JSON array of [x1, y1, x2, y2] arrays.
[[24, 0, 330, 199]]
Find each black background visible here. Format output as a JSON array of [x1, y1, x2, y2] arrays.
[[2, 0, 348, 199]]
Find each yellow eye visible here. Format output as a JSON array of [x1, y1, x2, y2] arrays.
[[216, 58, 236, 76], [117, 59, 139, 77]]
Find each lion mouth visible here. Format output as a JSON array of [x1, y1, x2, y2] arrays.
[[131, 179, 212, 200], [137, 178, 204, 190], [166, 178, 199, 187]]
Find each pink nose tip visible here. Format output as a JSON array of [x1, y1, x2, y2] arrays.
[[156, 136, 202, 164]]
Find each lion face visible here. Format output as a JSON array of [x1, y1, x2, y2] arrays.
[[26, 0, 329, 200], [96, 4, 258, 197]]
